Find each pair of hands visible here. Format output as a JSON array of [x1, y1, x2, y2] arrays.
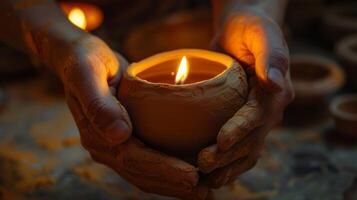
[[55, 9, 293, 200]]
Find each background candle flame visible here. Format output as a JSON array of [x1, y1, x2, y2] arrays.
[[68, 8, 87, 30], [175, 56, 189, 84]]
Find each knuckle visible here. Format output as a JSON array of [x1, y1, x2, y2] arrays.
[[87, 97, 108, 126], [246, 100, 259, 110], [271, 49, 289, 74], [63, 60, 82, 84]]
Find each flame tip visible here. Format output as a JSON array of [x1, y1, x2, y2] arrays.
[[68, 7, 87, 30], [175, 56, 189, 84]]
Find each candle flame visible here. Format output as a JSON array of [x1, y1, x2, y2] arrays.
[[68, 8, 87, 30], [175, 56, 189, 84]]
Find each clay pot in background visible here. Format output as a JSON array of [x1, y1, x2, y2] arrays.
[[285, 54, 345, 125], [330, 94, 357, 139], [123, 10, 212, 62], [336, 34, 357, 89], [322, 3, 357, 43]]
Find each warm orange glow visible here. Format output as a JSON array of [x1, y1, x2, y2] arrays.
[[68, 8, 87, 30], [175, 56, 189, 84]]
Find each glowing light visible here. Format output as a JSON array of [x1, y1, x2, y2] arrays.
[[68, 8, 87, 30], [175, 56, 189, 84]]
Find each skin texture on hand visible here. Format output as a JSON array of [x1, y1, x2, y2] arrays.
[[56, 34, 132, 148], [198, 7, 294, 188], [57, 34, 211, 200]]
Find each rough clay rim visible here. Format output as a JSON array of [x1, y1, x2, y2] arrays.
[[330, 94, 357, 121], [336, 34, 357, 63], [125, 49, 238, 89], [291, 54, 345, 97]]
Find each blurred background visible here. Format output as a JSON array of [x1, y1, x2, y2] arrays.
[[1, 0, 357, 199]]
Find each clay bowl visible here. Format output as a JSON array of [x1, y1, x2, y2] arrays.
[[123, 9, 212, 61], [330, 94, 357, 139], [336, 34, 357, 89], [118, 49, 248, 158], [286, 54, 345, 122], [322, 3, 357, 43], [291, 54, 345, 104]]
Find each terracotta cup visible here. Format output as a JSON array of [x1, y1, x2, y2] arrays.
[[330, 94, 357, 139], [118, 49, 248, 157], [286, 54, 345, 124], [290, 54, 345, 105]]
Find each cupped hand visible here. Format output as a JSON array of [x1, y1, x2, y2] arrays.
[[52, 33, 132, 149], [52, 33, 210, 199], [198, 8, 294, 188]]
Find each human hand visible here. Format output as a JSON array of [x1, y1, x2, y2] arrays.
[[51, 34, 132, 151], [198, 8, 294, 188], [89, 137, 211, 200], [52, 33, 210, 199]]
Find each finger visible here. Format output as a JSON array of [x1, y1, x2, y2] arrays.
[[116, 138, 199, 188], [64, 48, 132, 145], [248, 22, 289, 92], [206, 133, 265, 188], [225, 141, 264, 185], [65, 91, 116, 152], [198, 126, 265, 173], [217, 85, 264, 152], [206, 154, 258, 188], [90, 148, 210, 200], [205, 190, 215, 200], [108, 53, 129, 96]]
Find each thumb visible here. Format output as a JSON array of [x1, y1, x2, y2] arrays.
[[255, 47, 289, 93], [65, 53, 132, 146], [252, 25, 289, 93]]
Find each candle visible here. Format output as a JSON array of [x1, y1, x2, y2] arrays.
[[59, 2, 103, 31], [118, 49, 248, 159], [136, 56, 227, 84]]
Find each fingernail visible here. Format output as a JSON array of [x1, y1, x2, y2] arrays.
[[104, 120, 130, 144], [268, 68, 284, 92]]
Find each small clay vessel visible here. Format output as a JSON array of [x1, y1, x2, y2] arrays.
[[330, 94, 357, 139], [336, 34, 357, 88], [118, 49, 248, 157], [290, 54, 345, 104], [286, 54, 345, 124], [322, 3, 357, 43]]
